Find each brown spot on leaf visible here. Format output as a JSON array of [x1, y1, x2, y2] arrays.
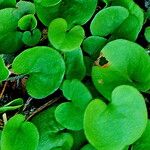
[[95, 52, 109, 67]]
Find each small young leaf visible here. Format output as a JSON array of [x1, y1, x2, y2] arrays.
[[132, 121, 150, 150], [18, 14, 37, 31], [90, 6, 129, 36], [31, 106, 73, 150], [64, 48, 86, 80], [1, 114, 39, 150], [12, 46, 65, 99], [0, 57, 9, 82], [48, 18, 85, 52], [144, 26, 150, 42], [0, 98, 23, 113], [22, 29, 41, 46], [55, 79, 92, 130], [92, 39, 150, 100], [84, 85, 147, 150]]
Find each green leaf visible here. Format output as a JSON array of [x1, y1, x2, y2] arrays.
[[110, 14, 140, 41], [0, 98, 23, 113], [70, 130, 86, 150], [1, 114, 39, 150], [34, 0, 97, 28], [31, 106, 73, 150], [0, 8, 23, 54], [132, 121, 150, 150], [18, 14, 37, 31], [84, 56, 93, 76], [48, 18, 85, 52], [111, 0, 144, 41], [22, 29, 41, 46], [0, 57, 9, 82], [55, 79, 92, 130], [84, 85, 147, 150], [90, 6, 129, 36], [82, 36, 107, 59], [81, 144, 96, 150], [0, 0, 16, 9], [0, 1, 36, 54], [144, 26, 150, 42], [64, 48, 86, 80], [92, 39, 150, 100], [12, 46, 65, 99], [35, 0, 61, 7]]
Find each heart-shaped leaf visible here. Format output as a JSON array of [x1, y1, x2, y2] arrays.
[[84, 85, 147, 150], [92, 39, 150, 100], [1, 114, 39, 150], [64, 48, 86, 80], [90, 6, 129, 36], [132, 120, 150, 150], [34, 0, 97, 28], [0, 57, 9, 82], [31, 106, 73, 150], [22, 29, 41, 46], [18, 14, 37, 31], [12, 46, 65, 99], [48, 18, 85, 52], [144, 26, 150, 42], [0, 98, 23, 113], [55, 79, 92, 130]]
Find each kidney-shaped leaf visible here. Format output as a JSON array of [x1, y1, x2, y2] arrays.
[[12, 46, 65, 99], [92, 39, 150, 100], [48, 18, 85, 52], [55, 79, 92, 130], [22, 29, 41, 47], [1, 114, 39, 150], [90, 6, 129, 36], [18, 14, 37, 31], [84, 85, 147, 150]]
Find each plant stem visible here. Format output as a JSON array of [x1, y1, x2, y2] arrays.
[[26, 96, 61, 120], [5, 75, 26, 82]]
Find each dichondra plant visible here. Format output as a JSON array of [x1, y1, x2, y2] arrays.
[[0, 0, 150, 150]]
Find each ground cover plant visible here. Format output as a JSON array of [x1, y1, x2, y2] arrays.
[[0, 0, 150, 150]]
